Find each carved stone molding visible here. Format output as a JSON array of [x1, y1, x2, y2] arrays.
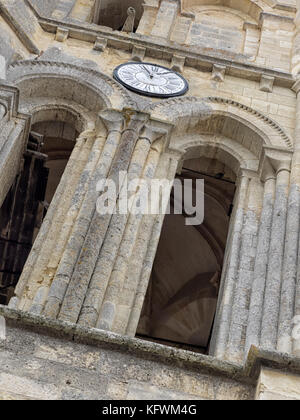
[[7, 60, 137, 110], [147, 96, 293, 150]]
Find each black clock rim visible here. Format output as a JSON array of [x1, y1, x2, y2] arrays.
[[113, 62, 189, 98]]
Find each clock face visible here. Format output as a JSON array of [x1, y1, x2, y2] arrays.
[[113, 62, 189, 98]]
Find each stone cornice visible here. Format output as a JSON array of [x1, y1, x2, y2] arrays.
[[1, 1, 294, 88], [1, 305, 300, 386], [36, 17, 295, 89]]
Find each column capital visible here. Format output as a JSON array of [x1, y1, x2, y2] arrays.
[[262, 145, 293, 175], [98, 109, 125, 133], [139, 118, 174, 145]]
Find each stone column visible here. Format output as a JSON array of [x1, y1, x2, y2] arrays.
[[15, 129, 96, 311], [30, 130, 106, 315], [290, 76, 300, 356], [261, 159, 291, 350], [57, 110, 150, 324], [245, 166, 276, 355], [78, 122, 171, 330], [226, 172, 262, 363], [43, 110, 125, 318], [277, 86, 300, 353], [126, 150, 180, 337], [210, 173, 250, 359]]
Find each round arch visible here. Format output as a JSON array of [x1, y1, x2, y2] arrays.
[[6, 59, 136, 112], [147, 96, 293, 151]]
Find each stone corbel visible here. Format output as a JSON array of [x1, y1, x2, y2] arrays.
[[260, 74, 275, 93], [55, 27, 69, 42], [171, 54, 185, 73], [93, 37, 107, 52], [212, 64, 226, 82], [132, 45, 146, 62]]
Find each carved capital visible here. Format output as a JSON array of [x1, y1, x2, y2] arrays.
[[139, 118, 174, 145], [261, 145, 293, 176], [98, 109, 125, 133]]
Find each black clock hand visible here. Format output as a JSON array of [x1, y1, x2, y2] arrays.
[[142, 65, 153, 78]]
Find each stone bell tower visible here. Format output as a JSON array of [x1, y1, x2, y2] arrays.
[[0, 0, 300, 400]]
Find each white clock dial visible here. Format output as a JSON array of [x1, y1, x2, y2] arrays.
[[113, 63, 188, 98]]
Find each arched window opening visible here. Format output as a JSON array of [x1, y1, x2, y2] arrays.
[[0, 120, 77, 304], [136, 156, 236, 354], [94, 0, 143, 32]]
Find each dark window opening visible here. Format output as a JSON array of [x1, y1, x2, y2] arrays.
[[95, 0, 143, 32], [0, 121, 77, 305], [136, 157, 236, 354]]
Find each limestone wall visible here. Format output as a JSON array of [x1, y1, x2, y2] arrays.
[[0, 308, 255, 400]]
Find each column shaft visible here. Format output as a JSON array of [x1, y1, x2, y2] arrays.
[[43, 113, 124, 318], [261, 169, 290, 350], [78, 135, 153, 328], [245, 177, 276, 354], [58, 112, 148, 324], [126, 153, 179, 337], [210, 175, 250, 359], [15, 134, 87, 310], [226, 177, 262, 362]]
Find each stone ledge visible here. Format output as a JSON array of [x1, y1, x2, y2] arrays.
[[36, 18, 295, 89], [1, 305, 300, 387], [0, 305, 249, 384]]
